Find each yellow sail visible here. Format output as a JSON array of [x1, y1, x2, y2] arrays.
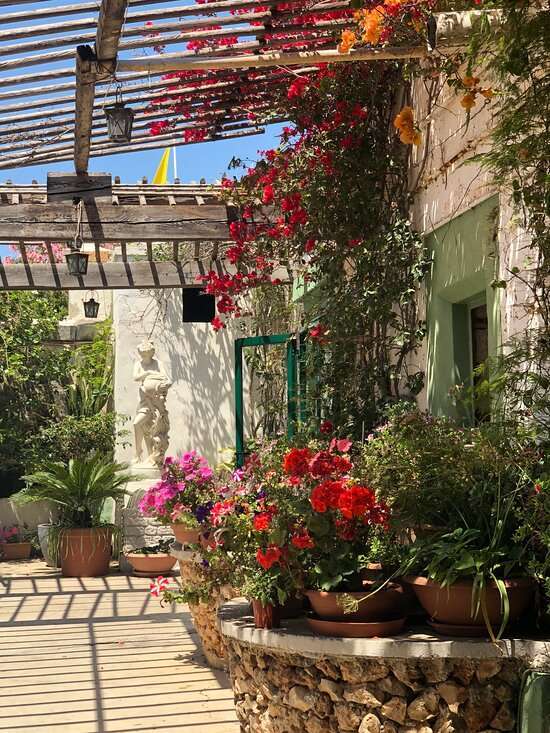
[[152, 148, 171, 184]]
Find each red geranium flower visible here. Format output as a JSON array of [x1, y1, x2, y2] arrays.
[[310, 479, 345, 512], [283, 447, 312, 476], [320, 419, 334, 435], [291, 528, 314, 550], [253, 513, 272, 531], [335, 519, 356, 541], [338, 485, 376, 520], [256, 545, 282, 570], [309, 450, 335, 477]]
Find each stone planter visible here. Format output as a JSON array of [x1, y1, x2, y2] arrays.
[[219, 598, 547, 733], [173, 547, 237, 669]]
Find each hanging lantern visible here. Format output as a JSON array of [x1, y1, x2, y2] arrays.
[[83, 294, 100, 318], [105, 86, 134, 143], [65, 236, 89, 275]]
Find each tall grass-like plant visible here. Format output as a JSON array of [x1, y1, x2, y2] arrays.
[[15, 455, 131, 528]]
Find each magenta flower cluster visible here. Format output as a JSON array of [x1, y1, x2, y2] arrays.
[[138, 451, 214, 525]]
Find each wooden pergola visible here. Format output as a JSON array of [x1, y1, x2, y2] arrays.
[[0, 1, 499, 290]]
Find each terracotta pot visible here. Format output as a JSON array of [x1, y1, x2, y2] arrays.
[[404, 576, 536, 627], [252, 600, 281, 629], [307, 616, 406, 638], [59, 528, 112, 577], [125, 553, 176, 576], [0, 542, 32, 560], [306, 582, 405, 622], [171, 524, 200, 545]]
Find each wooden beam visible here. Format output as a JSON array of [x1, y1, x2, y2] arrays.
[[0, 203, 231, 241], [0, 126, 265, 169], [47, 173, 112, 202], [0, 259, 236, 290], [74, 0, 128, 174]]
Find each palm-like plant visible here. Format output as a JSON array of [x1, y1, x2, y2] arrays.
[[15, 455, 131, 528]]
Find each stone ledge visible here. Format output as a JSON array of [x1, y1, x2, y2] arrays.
[[220, 598, 550, 660]]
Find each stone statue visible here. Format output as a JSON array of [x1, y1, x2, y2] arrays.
[[133, 341, 173, 468]]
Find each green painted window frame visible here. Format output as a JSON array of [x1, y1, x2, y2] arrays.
[[234, 333, 306, 467]]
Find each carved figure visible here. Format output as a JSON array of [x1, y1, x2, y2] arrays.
[[133, 341, 172, 468]]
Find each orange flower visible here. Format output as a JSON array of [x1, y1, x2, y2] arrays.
[[460, 92, 476, 111], [355, 7, 383, 45], [480, 88, 494, 100], [394, 106, 421, 146], [338, 29, 356, 54], [462, 75, 480, 88]]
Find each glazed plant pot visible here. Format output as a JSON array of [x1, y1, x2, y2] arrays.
[[171, 524, 200, 545], [0, 541, 32, 561], [125, 553, 176, 577], [37, 523, 58, 567], [404, 576, 536, 628], [59, 527, 113, 577], [252, 600, 281, 629], [306, 582, 405, 622]]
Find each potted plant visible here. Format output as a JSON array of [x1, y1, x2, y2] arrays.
[[403, 479, 537, 640], [124, 539, 177, 576], [0, 525, 33, 560], [14, 455, 131, 577], [138, 452, 214, 546]]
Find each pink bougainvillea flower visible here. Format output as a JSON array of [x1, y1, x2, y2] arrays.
[[149, 576, 170, 598]]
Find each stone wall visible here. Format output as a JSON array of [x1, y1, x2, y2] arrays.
[[226, 640, 524, 733]]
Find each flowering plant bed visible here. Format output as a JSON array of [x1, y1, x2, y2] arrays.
[[139, 452, 215, 540], [0, 525, 33, 560]]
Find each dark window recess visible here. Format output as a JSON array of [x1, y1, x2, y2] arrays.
[[182, 287, 216, 323], [470, 303, 489, 421]]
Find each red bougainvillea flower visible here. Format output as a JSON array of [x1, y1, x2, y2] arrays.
[[149, 576, 170, 598], [337, 485, 376, 520], [291, 528, 315, 550], [211, 316, 226, 331], [309, 323, 329, 343], [320, 419, 334, 435], [283, 447, 312, 476], [256, 545, 282, 570], [535, 483, 542, 494]]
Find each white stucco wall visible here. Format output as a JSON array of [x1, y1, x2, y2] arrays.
[[113, 288, 246, 467]]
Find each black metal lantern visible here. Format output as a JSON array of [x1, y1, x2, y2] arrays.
[[65, 235, 89, 275], [83, 295, 100, 319], [105, 87, 134, 143]]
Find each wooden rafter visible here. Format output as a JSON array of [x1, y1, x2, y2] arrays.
[[74, 0, 128, 174]]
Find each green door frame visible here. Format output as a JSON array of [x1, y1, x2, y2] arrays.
[[234, 333, 306, 467]]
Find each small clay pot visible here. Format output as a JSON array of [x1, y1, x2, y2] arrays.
[[59, 528, 112, 577], [171, 524, 200, 545], [404, 576, 536, 628], [0, 542, 32, 561], [252, 600, 281, 629], [306, 582, 405, 622], [125, 553, 176, 576]]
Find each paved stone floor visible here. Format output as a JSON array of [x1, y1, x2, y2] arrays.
[[0, 559, 240, 733]]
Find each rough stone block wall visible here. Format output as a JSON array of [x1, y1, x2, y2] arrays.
[[226, 640, 525, 733]]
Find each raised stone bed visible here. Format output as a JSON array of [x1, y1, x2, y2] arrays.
[[219, 599, 549, 733], [172, 546, 236, 670]]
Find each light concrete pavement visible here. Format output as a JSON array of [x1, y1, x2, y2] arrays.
[[0, 560, 240, 733]]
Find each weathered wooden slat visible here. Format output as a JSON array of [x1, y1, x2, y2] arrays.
[[0, 203, 230, 241], [0, 260, 235, 290], [47, 173, 112, 202]]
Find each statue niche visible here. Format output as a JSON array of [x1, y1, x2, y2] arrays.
[[132, 341, 172, 468]]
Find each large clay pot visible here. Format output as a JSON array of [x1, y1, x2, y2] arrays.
[[0, 542, 32, 560], [306, 582, 405, 622], [125, 553, 176, 576], [252, 600, 280, 629], [59, 527, 112, 577], [404, 576, 536, 627], [171, 524, 200, 545]]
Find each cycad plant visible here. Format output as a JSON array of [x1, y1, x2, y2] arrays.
[[15, 455, 131, 528]]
